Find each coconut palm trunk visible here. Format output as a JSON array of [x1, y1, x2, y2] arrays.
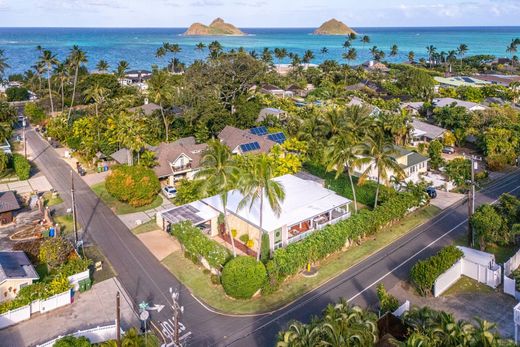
[[46, 70, 54, 114], [222, 196, 237, 257], [374, 166, 381, 209], [257, 188, 264, 262], [159, 102, 169, 142], [68, 64, 79, 121], [346, 166, 358, 213]]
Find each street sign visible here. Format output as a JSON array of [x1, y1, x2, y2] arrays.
[[140, 310, 150, 321]]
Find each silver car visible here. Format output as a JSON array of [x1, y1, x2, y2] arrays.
[[162, 186, 177, 199]]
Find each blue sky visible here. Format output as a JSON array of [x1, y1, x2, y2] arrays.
[[0, 0, 519, 27]]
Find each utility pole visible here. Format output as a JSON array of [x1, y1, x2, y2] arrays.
[[22, 117, 27, 159], [116, 291, 121, 347], [467, 155, 477, 247], [70, 170, 78, 247], [169, 287, 184, 346]]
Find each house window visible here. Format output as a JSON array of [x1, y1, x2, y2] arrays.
[[19, 283, 28, 289]]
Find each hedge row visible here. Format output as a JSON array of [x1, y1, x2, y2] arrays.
[[221, 256, 267, 299], [171, 221, 230, 268], [267, 192, 421, 287], [12, 153, 31, 180], [410, 245, 464, 296], [303, 162, 389, 207]]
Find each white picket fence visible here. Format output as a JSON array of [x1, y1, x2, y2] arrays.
[[503, 249, 520, 298], [0, 290, 71, 329], [434, 247, 501, 297], [37, 321, 123, 347]]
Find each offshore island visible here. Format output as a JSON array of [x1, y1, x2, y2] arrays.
[[183, 18, 246, 36], [313, 18, 357, 35]]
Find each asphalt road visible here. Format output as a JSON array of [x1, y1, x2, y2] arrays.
[[25, 126, 520, 347]]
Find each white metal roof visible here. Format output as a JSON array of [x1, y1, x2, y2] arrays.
[[201, 174, 351, 232]]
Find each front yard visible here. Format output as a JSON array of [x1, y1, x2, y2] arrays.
[[162, 205, 440, 314], [91, 182, 163, 215]]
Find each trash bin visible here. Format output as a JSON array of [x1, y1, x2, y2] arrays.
[[97, 166, 102, 173], [104, 165, 108, 172], [49, 227, 55, 237]]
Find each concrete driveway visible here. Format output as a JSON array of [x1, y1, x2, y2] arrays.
[[0, 278, 139, 347], [430, 190, 465, 210], [137, 229, 180, 261]]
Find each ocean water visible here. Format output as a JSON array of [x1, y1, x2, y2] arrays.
[[1, 27, 520, 75]]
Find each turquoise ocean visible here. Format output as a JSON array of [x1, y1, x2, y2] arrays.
[[1, 27, 519, 74]]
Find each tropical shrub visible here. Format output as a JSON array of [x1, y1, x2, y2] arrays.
[[427, 140, 444, 170], [53, 336, 92, 347], [410, 245, 464, 296], [260, 233, 270, 264], [445, 158, 470, 186], [12, 153, 31, 180], [0, 151, 8, 173], [24, 102, 46, 124], [39, 237, 74, 269], [105, 165, 160, 207], [303, 162, 390, 206], [5, 87, 29, 101], [171, 222, 230, 268], [268, 192, 420, 285], [377, 283, 399, 314], [239, 234, 249, 243], [221, 256, 267, 299], [55, 257, 92, 277]]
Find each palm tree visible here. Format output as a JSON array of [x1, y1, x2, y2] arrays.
[[348, 32, 357, 41], [147, 69, 173, 141], [53, 62, 68, 112], [83, 82, 108, 119], [249, 49, 258, 59], [369, 46, 381, 61], [357, 129, 405, 208], [96, 59, 109, 73], [408, 51, 415, 64], [446, 50, 457, 73], [115, 60, 129, 83], [302, 50, 314, 65], [389, 44, 399, 58], [276, 321, 321, 347], [155, 45, 167, 60], [426, 45, 437, 67], [39, 49, 59, 114], [457, 43, 469, 70], [67, 45, 87, 121], [274, 48, 288, 64], [238, 155, 285, 262], [0, 50, 9, 82], [361, 35, 370, 49], [320, 47, 329, 55], [195, 42, 206, 53], [325, 129, 361, 213], [343, 40, 352, 49], [506, 39, 519, 66], [196, 140, 240, 257], [342, 48, 357, 66], [208, 40, 223, 59], [121, 327, 143, 347], [261, 47, 273, 65]]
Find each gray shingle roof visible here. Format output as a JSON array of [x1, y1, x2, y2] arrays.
[[412, 119, 446, 140], [0, 251, 39, 282], [0, 191, 20, 213]]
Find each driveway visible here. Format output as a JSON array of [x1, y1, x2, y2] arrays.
[[137, 230, 180, 261], [0, 175, 53, 194], [118, 196, 175, 229], [0, 278, 140, 347], [430, 190, 465, 210]]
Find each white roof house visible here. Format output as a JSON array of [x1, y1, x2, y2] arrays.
[[201, 174, 351, 233], [434, 76, 490, 88], [433, 98, 487, 112]]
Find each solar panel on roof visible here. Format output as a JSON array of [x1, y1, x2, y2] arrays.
[[267, 132, 286, 144], [250, 126, 268, 136], [240, 142, 261, 152]]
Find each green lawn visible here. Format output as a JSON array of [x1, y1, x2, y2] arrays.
[[54, 214, 75, 235], [91, 182, 163, 215], [162, 205, 441, 314], [43, 192, 64, 207], [132, 219, 159, 234], [443, 275, 494, 296], [83, 246, 116, 283]]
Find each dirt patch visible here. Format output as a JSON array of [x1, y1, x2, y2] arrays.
[[389, 279, 516, 338]]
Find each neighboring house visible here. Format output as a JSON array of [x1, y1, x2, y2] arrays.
[[109, 148, 132, 166], [218, 126, 277, 155], [257, 108, 287, 123], [473, 74, 520, 87], [434, 76, 490, 88], [151, 137, 208, 185], [128, 99, 162, 116], [347, 96, 381, 116], [0, 251, 39, 302], [121, 70, 152, 90], [259, 84, 294, 98], [157, 174, 352, 253], [400, 102, 424, 116], [432, 97, 487, 112], [0, 191, 21, 225], [411, 119, 446, 144], [286, 84, 314, 97], [354, 146, 429, 184], [361, 61, 390, 73]]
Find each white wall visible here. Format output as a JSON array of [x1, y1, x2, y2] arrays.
[[0, 304, 31, 329], [434, 260, 462, 297], [37, 322, 123, 347]]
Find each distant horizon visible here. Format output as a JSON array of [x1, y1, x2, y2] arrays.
[[1, 25, 520, 29]]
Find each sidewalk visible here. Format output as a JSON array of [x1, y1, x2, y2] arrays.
[[118, 196, 175, 229], [0, 277, 140, 347]]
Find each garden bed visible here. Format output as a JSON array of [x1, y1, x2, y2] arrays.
[[162, 205, 440, 314], [91, 182, 163, 215]]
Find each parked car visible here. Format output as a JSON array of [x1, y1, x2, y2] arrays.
[[426, 186, 437, 199], [162, 186, 177, 199], [442, 146, 455, 154]]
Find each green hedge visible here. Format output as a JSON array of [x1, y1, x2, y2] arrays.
[[12, 153, 31, 180], [105, 165, 160, 207], [303, 162, 390, 207], [171, 221, 230, 268], [267, 192, 420, 285], [0, 273, 71, 314], [410, 245, 464, 296], [221, 256, 267, 299], [54, 257, 92, 277]]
